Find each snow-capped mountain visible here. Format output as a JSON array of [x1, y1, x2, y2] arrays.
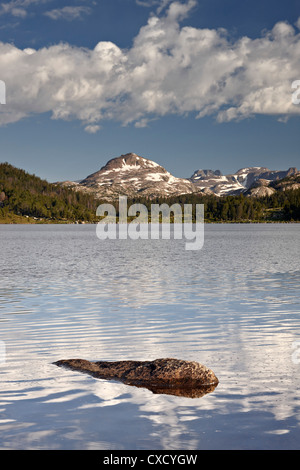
[[68, 153, 197, 199], [190, 166, 299, 196], [60, 153, 299, 200]]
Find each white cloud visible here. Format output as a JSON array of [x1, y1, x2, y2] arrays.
[[0, 1, 300, 132], [166, 0, 196, 20], [84, 124, 101, 133], [0, 1, 92, 20], [44, 6, 92, 21], [0, 0, 49, 17], [136, 0, 160, 6], [9, 7, 27, 17], [136, 0, 172, 14], [136, 0, 195, 16]]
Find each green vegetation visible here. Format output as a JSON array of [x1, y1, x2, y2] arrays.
[[0, 162, 299, 223], [0, 162, 101, 223], [124, 190, 300, 222]]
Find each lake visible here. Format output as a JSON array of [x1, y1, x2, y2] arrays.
[[0, 223, 299, 450]]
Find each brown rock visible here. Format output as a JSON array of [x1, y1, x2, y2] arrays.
[[54, 358, 219, 398]]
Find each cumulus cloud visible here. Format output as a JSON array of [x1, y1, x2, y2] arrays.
[[0, 0, 300, 132]]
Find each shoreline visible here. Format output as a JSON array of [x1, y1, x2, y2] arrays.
[[0, 218, 299, 225]]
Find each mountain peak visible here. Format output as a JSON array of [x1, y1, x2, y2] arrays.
[[78, 153, 196, 199], [101, 153, 162, 172]]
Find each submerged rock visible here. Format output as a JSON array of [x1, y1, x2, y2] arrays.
[[54, 358, 219, 398]]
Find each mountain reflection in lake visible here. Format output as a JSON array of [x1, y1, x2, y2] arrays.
[[0, 224, 299, 450]]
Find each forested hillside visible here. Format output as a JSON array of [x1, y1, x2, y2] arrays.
[[125, 189, 300, 222], [0, 163, 100, 223], [0, 162, 299, 223]]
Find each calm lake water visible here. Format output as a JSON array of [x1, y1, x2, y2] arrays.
[[0, 223, 299, 450]]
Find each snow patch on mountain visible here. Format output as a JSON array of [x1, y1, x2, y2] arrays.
[[190, 166, 298, 196], [60, 154, 298, 200], [75, 153, 197, 199]]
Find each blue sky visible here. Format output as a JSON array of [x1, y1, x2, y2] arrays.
[[0, 0, 299, 182]]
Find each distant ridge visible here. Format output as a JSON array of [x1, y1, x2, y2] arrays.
[[60, 152, 299, 200], [189, 166, 299, 196]]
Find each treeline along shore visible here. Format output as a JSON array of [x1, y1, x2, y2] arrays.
[[0, 162, 299, 224]]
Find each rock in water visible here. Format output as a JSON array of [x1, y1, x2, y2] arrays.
[[54, 358, 219, 398]]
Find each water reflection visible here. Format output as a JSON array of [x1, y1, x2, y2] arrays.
[[54, 359, 219, 399], [0, 224, 300, 449]]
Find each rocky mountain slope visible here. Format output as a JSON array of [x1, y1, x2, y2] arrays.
[[60, 153, 299, 200], [64, 153, 197, 200], [190, 166, 299, 196]]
